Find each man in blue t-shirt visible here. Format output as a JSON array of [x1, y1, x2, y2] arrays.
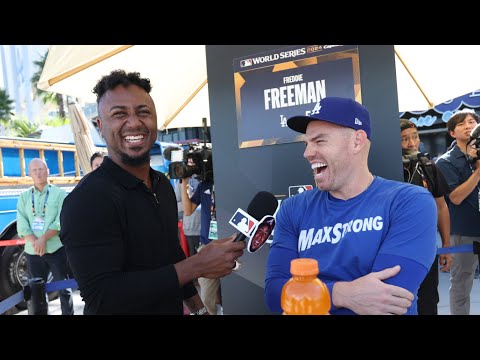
[[265, 97, 437, 315]]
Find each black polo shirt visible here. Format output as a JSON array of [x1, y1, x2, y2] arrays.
[[436, 145, 480, 237], [60, 156, 197, 314]]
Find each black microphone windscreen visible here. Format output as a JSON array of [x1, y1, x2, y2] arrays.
[[233, 191, 278, 243], [247, 191, 278, 221]]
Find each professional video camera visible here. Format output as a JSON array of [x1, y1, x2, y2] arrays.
[[168, 144, 213, 182], [402, 149, 429, 166]]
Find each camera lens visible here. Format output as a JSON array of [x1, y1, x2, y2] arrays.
[[173, 163, 187, 178], [175, 164, 198, 179]]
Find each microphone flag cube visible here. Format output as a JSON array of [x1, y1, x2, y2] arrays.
[[229, 208, 258, 236]]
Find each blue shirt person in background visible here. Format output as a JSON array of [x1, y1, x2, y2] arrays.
[[265, 97, 437, 315], [17, 158, 73, 315], [435, 109, 480, 315], [181, 153, 222, 315]]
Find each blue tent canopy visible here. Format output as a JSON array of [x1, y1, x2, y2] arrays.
[[400, 90, 480, 128]]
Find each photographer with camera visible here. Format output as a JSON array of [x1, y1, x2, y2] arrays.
[[436, 109, 480, 315], [178, 146, 223, 315], [164, 146, 202, 258], [400, 119, 452, 315]]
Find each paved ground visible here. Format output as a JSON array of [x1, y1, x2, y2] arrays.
[[438, 270, 480, 315], [15, 290, 85, 315]]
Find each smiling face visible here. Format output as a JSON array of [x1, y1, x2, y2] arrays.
[[303, 120, 356, 193], [97, 84, 157, 167], [251, 224, 270, 251]]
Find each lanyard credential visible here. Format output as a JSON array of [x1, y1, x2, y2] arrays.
[[208, 184, 218, 240], [31, 185, 50, 218]]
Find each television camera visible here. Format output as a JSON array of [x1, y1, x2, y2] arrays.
[[167, 144, 213, 182]]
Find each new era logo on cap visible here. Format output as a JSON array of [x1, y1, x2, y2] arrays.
[[286, 97, 371, 140]]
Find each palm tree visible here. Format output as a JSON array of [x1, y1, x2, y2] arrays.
[[31, 50, 66, 118], [0, 88, 14, 126], [10, 117, 39, 138]]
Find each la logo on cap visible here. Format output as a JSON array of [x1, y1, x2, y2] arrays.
[[311, 102, 322, 115]]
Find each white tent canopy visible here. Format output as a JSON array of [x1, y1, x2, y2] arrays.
[[38, 45, 210, 131], [39, 45, 480, 123], [394, 45, 480, 112]]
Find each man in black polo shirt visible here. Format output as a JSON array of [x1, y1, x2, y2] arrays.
[[400, 119, 452, 315], [436, 110, 480, 315], [60, 70, 245, 315]]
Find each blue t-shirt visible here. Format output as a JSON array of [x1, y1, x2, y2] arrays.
[[190, 180, 213, 245], [265, 176, 437, 315]]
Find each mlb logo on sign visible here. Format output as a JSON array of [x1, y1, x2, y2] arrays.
[[240, 59, 253, 68], [229, 208, 257, 236], [288, 185, 314, 197]]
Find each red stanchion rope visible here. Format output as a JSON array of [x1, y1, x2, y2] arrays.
[[0, 239, 26, 247]]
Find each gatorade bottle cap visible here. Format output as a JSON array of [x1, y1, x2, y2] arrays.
[[290, 258, 319, 276]]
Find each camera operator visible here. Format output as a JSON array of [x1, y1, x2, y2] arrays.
[[436, 109, 480, 315], [400, 119, 452, 315], [180, 148, 223, 315]]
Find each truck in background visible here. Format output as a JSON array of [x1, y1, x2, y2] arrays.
[[0, 136, 177, 308]]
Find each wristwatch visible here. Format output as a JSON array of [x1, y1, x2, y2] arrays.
[[190, 306, 208, 315]]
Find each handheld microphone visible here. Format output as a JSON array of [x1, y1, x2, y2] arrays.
[[233, 191, 278, 242]]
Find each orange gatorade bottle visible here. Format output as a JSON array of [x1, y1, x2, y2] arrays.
[[281, 258, 331, 315]]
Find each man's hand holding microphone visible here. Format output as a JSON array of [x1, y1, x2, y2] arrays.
[[174, 234, 245, 286]]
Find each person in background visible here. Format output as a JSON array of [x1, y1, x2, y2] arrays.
[[165, 146, 202, 258], [180, 152, 222, 315], [59, 70, 244, 315], [182, 173, 202, 257], [265, 97, 437, 315], [435, 109, 480, 315], [90, 151, 105, 170], [17, 158, 73, 315], [399, 119, 452, 315]]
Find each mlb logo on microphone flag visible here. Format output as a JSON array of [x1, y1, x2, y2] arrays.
[[229, 208, 258, 236]]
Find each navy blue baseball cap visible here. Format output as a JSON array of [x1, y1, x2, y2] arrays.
[[287, 97, 372, 140]]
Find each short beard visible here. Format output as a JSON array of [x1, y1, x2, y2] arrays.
[[120, 148, 150, 166]]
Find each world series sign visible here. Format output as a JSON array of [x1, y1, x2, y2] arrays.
[[233, 45, 362, 149]]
